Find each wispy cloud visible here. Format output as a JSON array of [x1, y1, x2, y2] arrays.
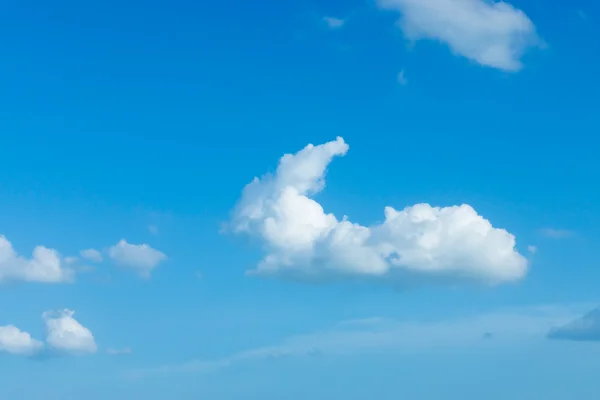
[[397, 69, 408, 85], [540, 228, 575, 239], [128, 304, 587, 378], [323, 16, 345, 29], [148, 225, 159, 235], [107, 347, 132, 356], [80, 248, 103, 263]]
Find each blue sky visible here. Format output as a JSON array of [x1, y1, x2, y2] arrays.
[[1, 0, 600, 398]]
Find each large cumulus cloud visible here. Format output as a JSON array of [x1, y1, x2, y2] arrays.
[[231, 137, 527, 286]]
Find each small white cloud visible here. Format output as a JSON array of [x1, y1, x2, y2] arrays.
[[107, 347, 132, 355], [527, 245, 537, 254], [397, 69, 408, 85], [377, 0, 541, 71], [43, 309, 97, 355], [148, 225, 159, 235], [323, 16, 345, 29], [80, 248, 103, 263], [0, 235, 74, 284], [108, 240, 167, 277], [231, 138, 527, 286], [540, 228, 574, 239], [0, 325, 44, 356]]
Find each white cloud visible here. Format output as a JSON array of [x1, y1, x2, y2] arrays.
[[0, 235, 74, 284], [0, 325, 44, 356], [0, 310, 98, 358], [43, 309, 97, 355], [107, 347, 132, 355], [108, 240, 166, 277], [540, 228, 574, 239], [80, 248, 103, 263], [323, 16, 345, 29], [130, 304, 585, 377], [397, 69, 408, 85], [376, 0, 541, 71], [527, 245, 537, 253], [231, 137, 527, 286]]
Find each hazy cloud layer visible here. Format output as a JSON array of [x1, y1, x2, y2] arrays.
[[547, 307, 600, 342], [130, 304, 584, 378]]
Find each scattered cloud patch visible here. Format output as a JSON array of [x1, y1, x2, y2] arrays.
[[547, 307, 600, 342], [540, 228, 574, 239], [43, 309, 97, 355], [397, 69, 408, 85], [64, 256, 78, 265], [376, 0, 541, 71], [527, 245, 537, 254], [80, 248, 103, 263], [108, 240, 166, 277], [0, 325, 44, 356], [231, 137, 528, 287], [75, 265, 96, 273], [130, 304, 582, 377], [148, 225, 159, 235], [107, 347, 132, 355], [0, 235, 74, 284], [323, 16, 345, 29]]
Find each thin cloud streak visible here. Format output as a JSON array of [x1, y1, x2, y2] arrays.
[[127, 303, 588, 379]]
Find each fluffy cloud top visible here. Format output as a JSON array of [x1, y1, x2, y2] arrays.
[[0, 235, 73, 283], [547, 307, 600, 342], [43, 309, 97, 355], [232, 137, 527, 286], [108, 239, 166, 277], [0, 325, 44, 356], [377, 0, 540, 71], [80, 248, 103, 263]]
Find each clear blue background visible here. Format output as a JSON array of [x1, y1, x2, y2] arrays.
[[1, 0, 599, 398]]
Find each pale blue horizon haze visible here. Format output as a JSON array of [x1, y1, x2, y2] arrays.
[[1, 0, 600, 399]]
